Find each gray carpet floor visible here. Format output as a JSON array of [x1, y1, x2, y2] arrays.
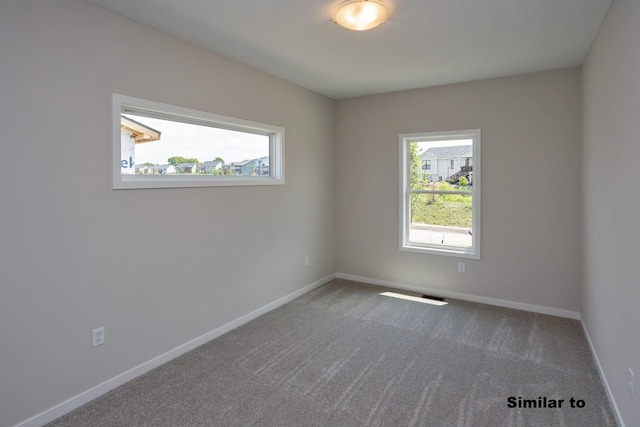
[[47, 279, 616, 426]]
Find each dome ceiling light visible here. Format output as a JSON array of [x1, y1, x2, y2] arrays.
[[333, 0, 390, 31]]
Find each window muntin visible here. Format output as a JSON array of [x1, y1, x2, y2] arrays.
[[400, 129, 480, 259], [112, 94, 284, 189]]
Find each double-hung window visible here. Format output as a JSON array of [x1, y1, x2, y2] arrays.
[[400, 129, 481, 259]]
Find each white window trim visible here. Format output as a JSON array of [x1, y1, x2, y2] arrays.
[[112, 94, 284, 189], [399, 129, 481, 259]]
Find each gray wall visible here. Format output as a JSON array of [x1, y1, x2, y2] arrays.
[[0, 1, 335, 426], [582, 0, 640, 424], [335, 68, 583, 312]]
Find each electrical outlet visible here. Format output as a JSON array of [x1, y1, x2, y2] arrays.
[[629, 368, 635, 398], [458, 262, 465, 273], [304, 256, 309, 266], [92, 327, 105, 348]]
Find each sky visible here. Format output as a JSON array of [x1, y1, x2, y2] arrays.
[[416, 139, 472, 153], [126, 114, 270, 165]]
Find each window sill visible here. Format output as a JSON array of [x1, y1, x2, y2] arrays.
[[115, 175, 284, 190], [400, 244, 480, 260]]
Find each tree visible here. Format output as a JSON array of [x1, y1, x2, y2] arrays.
[[409, 143, 431, 216], [458, 176, 469, 186], [409, 143, 424, 191], [214, 156, 225, 164], [167, 156, 199, 166]]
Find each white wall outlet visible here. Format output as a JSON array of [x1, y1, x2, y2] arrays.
[[629, 368, 635, 397], [304, 256, 309, 266], [458, 262, 465, 273], [92, 327, 105, 348]]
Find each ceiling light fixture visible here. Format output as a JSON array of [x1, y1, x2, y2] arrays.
[[333, 0, 390, 31]]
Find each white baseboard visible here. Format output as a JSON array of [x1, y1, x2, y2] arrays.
[[14, 273, 336, 427], [335, 272, 580, 319], [579, 316, 626, 427]]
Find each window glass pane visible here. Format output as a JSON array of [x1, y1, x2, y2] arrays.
[[113, 94, 284, 189], [408, 193, 473, 248], [410, 140, 474, 190], [120, 112, 270, 177]]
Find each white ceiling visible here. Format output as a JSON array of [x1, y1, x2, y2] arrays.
[[86, 0, 613, 99]]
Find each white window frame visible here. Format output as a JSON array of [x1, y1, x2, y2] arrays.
[[112, 94, 284, 189], [399, 129, 481, 259]]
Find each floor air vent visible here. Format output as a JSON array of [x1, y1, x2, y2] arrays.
[[421, 294, 446, 302], [380, 292, 448, 306]]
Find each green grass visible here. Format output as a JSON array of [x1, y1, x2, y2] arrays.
[[411, 193, 472, 228]]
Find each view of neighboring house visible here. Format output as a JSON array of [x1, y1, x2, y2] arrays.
[[224, 156, 269, 176], [152, 164, 176, 174], [420, 145, 473, 183], [202, 159, 223, 174], [175, 163, 199, 174], [135, 164, 177, 175], [120, 115, 161, 175], [134, 157, 270, 176]]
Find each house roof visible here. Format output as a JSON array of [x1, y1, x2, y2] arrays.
[[222, 157, 269, 168], [202, 160, 222, 167], [121, 115, 161, 144], [231, 159, 256, 167], [421, 145, 472, 159]]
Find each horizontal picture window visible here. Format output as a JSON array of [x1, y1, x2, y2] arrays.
[[113, 94, 284, 189]]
